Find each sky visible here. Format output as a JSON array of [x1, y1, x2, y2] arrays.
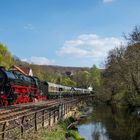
[[0, 0, 140, 68]]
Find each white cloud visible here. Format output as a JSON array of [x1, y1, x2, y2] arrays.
[[21, 58, 28, 62], [57, 34, 124, 61], [103, 0, 114, 3], [24, 24, 34, 30], [21, 56, 55, 65]]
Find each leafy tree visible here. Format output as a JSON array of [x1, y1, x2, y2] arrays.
[[30, 64, 58, 82], [61, 77, 76, 87], [90, 65, 101, 90], [73, 71, 90, 88], [0, 43, 14, 68]]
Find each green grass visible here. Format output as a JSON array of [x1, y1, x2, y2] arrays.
[[68, 130, 85, 140], [21, 125, 66, 140]]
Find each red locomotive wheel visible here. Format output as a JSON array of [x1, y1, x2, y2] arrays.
[[38, 95, 46, 101], [23, 96, 30, 103], [13, 93, 30, 105], [0, 96, 8, 106], [2, 99, 8, 106]]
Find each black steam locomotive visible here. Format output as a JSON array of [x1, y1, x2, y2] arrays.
[[0, 66, 48, 106]]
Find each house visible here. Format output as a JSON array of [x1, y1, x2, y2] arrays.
[[10, 65, 33, 76]]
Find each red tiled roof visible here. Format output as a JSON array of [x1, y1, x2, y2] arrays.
[[10, 65, 32, 75]]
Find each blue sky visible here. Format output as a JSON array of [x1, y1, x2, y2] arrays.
[[0, 0, 140, 67]]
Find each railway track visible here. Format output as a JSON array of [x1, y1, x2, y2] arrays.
[[0, 98, 71, 122]]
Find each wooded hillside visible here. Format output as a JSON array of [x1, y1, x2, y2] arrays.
[[0, 43, 101, 89]]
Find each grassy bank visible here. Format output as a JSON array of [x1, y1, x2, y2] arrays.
[[21, 120, 84, 140], [21, 124, 66, 140]]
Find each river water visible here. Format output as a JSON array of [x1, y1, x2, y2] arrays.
[[77, 105, 140, 140]]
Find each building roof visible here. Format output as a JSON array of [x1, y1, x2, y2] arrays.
[[10, 65, 33, 76]]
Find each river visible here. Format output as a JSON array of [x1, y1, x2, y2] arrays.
[[77, 105, 140, 140]]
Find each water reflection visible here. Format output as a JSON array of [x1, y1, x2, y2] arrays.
[[78, 122, 108, 140], [77, 106, 140, 140]]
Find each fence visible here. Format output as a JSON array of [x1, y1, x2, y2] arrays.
[[0, 99, 80, 140]]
